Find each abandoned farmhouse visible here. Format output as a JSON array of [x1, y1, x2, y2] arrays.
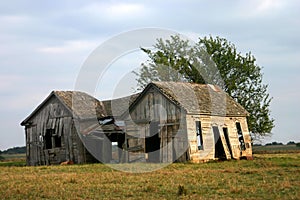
[[21, 82, 253, 166]]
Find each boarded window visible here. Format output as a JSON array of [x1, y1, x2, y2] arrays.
[[236, 122, 246, 151], [196, 121, 203, 150]]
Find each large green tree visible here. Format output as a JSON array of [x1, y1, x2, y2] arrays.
[[134, 35, 274, 138]]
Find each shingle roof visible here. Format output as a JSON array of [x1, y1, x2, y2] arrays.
[[102, 93, 140, 117], [54, 91, 107, 119], [21, 81, 248, 126], [21, 91, 107, 125], [21, 91, 140, 126], [150, 81, 249, 116]]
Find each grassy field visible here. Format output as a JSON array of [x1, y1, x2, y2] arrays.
[[253, 144, 300, 154], [0, 153, 299, 199]]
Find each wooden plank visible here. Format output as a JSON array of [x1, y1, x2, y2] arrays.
[[69, 118, 76, 163], [53, 103, 58, 118], [36, 113, 41, 138], [63, 118, 70, 161], [25, 128, 30, 165], [47, 118, 52, 129], [55, 117, 59, 134], [31, 126, 38, 165], [40, 110, 44, 136], [58, 118, 63, 137], [51, 118, 56, 129], [149, 93, 153, 119], [75, 121, 86, 164], [167, 126, 173, 162], [161, 126, 167, 162], [49, 103, 54, 118], [218, 126, 231, 159], [44, 150, 49, 165], [63, 117, 72, 161], [27, 127, 32, 165]]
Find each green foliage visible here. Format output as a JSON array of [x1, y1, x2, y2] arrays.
[[135, 35, 274, 137], [199, 36, 274, 137], [266, 142, 284, 146], [287, 141, 295, 145]]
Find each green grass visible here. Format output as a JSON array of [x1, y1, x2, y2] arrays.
[[0, 153, 26, 160], [0, 153, 299, 199], [0, 161, 26, 167], [0, 153, 26, 166]]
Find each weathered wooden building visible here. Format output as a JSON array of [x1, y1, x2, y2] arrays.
[[124, 82, 252, 163], [20, 91, 129, 166], [21, 82, 252, 165]]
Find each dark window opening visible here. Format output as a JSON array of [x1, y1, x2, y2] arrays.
[[45, 129, 53, 149], [196, 121, 203, 150], [45, 129, 62, 149], [236, 122, 246, 151], [54, 135, 62, 148]]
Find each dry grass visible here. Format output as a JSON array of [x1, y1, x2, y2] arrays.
[[0, 153, 299, 199]]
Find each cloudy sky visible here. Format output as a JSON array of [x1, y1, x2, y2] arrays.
[[0, 0, 299, 150]]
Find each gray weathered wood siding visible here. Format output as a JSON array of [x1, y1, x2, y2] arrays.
[[23, 84, 253, 165], [126, 87, 188, 163], [24, 96, 95, 166], [127, 84, 252, 163]]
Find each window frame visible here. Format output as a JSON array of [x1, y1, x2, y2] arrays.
[[44, 129, 62, 149], [236, 122, 246, 151], [195, 121, 204, 150]]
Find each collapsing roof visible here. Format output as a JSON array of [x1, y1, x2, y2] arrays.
[[55, 91, 107, 119], [21, 82, 248, 126], [102, 93, 140, 117]]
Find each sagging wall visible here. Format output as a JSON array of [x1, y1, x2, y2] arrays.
[[24, 96, 95, 166], [186, 114, 252, 162]]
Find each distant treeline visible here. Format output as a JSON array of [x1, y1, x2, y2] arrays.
[[254, 141, 300, 147], [0, 146, 26, 154]]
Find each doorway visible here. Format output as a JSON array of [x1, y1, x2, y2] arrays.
[[145, 121, 160, 162], [212, 126, 226, 160]]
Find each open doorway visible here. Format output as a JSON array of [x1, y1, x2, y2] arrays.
[[104, 132, 125, 163], [212, 126, 226, 160], [145, 121, 160, 162]]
